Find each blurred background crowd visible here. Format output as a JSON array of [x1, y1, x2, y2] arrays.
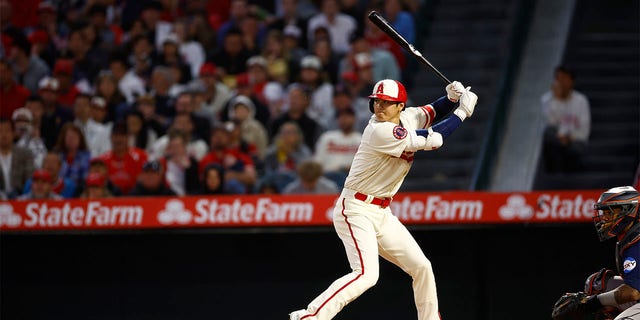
[[0, 0, 424, 200]]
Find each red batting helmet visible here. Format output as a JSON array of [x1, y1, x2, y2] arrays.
[[368, 79, 407, 112]]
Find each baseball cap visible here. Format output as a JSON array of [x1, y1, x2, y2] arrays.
[[300, 55, 322, 70], [246, 55, 268, 68], [32, 169, 52, 182], [353, 52, 373, 69], [142, 160, 163, 172], [85, 172, 106, 187], [38, 76, 59, 91], [90, 96, 107, 109], [12, 107, 33, 122], [283, 25, 302, 39], [199, 63, 217, 77], [53, 59, 74, 75]]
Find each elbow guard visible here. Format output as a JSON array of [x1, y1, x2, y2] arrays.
[[409, 128, 443, 151]]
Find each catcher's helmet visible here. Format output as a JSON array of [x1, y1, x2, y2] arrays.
[[593, 186, 640, 241], [368, 79, 407, 112]]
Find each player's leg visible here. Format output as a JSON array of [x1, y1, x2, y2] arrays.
[[291, 197, 380, 320], [377, 212, 439, 320]]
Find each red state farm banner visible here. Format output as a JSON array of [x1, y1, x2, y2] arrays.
[[0, 190, 602, 231]]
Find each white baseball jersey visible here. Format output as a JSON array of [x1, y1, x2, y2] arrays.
[[344, 105, 435, 198], [313, 130, 362, 172]]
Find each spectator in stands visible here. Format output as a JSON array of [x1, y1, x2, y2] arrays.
[[149, 112, 209, 161], [6, 31, 49, 93], [541, 66, 591, 173], [174, 91, 211, 141], [62, 27, 106, 87], [307, 0, 357, 56], [100, 122, 148, 195], [86, 4, 121, 49], [0, 58, 31, 119], [23, 152, 77, 199], [0, 118, 35, 199], [52, 59, 81, 109], [268, 0, 309, 50], [128, 35, 158, 83], [89, 96, 112, 129], [264, 121, 312, 175], [17, 169, 62, 200], [224, 73, 272, 127], [173, 18, 206, 79], [54, 123, 91, 187], [139, 0, 172, 50], [261, 30, 290, 84], [94, 71, 128, 123], [282, 159, 339, 194], [228, 95, 268, 159], [125, 109, 157, 154], [38, 76, 73, 150], [346, 31, 401, 82], [363, 15, 406, 72], [129, 160, 176, 196], [239, 12, 267, 55], [297, 55, 334, 129], [246, 55, 281, 107], [135, 94, 168, 137], [270, 83, 321, 150], [199, 126, 256, 193], [108, 52, 146, 104], [312, 38, 341, 85], [73, 94, 111, 157], [88, 157, 121, 196], [341, 52, 377, 102], [281, 25, 308, 84], [148, 66, 178, 119], [157, 34, 192, 86], [216, 0, 250, 47], [314, 107, 361, 177], [210, 28, 253, 88], [199, 163, 227, 195], [194, 63, 233, 125], [12, 108, 47, 168], [162, 129, 200, 196], [79, 172, 111, 198]]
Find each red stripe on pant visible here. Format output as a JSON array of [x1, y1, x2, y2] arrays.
[[301, 198, 365, 319]]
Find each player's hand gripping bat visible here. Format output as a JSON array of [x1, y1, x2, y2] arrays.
[[368, 11, 451, 85]]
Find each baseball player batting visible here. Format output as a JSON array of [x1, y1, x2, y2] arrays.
[[289, 79, 478, 320]]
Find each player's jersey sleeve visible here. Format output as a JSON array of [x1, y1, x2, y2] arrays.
[[621, 240, 640, 290], [404, 105, 436, 129], [367, 122, 411, 158]]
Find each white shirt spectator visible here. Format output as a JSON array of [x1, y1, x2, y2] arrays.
[[307, 13, 357, 55], [75, 119, 112, 157], [118, 71, 147, 104], [149, 135, 208, 162], [314, 129, 362, 172], [541, 90, 591, 142]]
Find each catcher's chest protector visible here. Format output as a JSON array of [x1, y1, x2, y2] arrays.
[[616, 224, 640, 275]]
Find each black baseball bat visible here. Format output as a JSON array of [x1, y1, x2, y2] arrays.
[[368, 11, 451, 85]]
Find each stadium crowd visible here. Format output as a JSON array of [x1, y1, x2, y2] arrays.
[[0, 0, 421, 200]]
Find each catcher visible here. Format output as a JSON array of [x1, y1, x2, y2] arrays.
[[552, 186, 640, 320]]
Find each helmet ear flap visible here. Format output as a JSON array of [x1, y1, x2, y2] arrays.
[[369, 99, 374, 113]]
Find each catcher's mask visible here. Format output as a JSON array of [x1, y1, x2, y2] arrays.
[[368, 79, 407, 112], [593, 186, 640, 241]]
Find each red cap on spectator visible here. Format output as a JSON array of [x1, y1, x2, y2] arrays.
[[85, 173, 106, 187], [341, 71, 359, 84], [32, 169, 52, 182], [28, 30, 49, 45], [199, 63, 217, 77], [236, 73, 250, 87], [54, 59, 74, 75]]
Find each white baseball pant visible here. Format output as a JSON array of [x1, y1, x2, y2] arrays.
[[297, 189, 440, 320]]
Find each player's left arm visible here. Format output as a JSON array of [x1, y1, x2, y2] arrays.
[[409, 90, 478, 151]]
